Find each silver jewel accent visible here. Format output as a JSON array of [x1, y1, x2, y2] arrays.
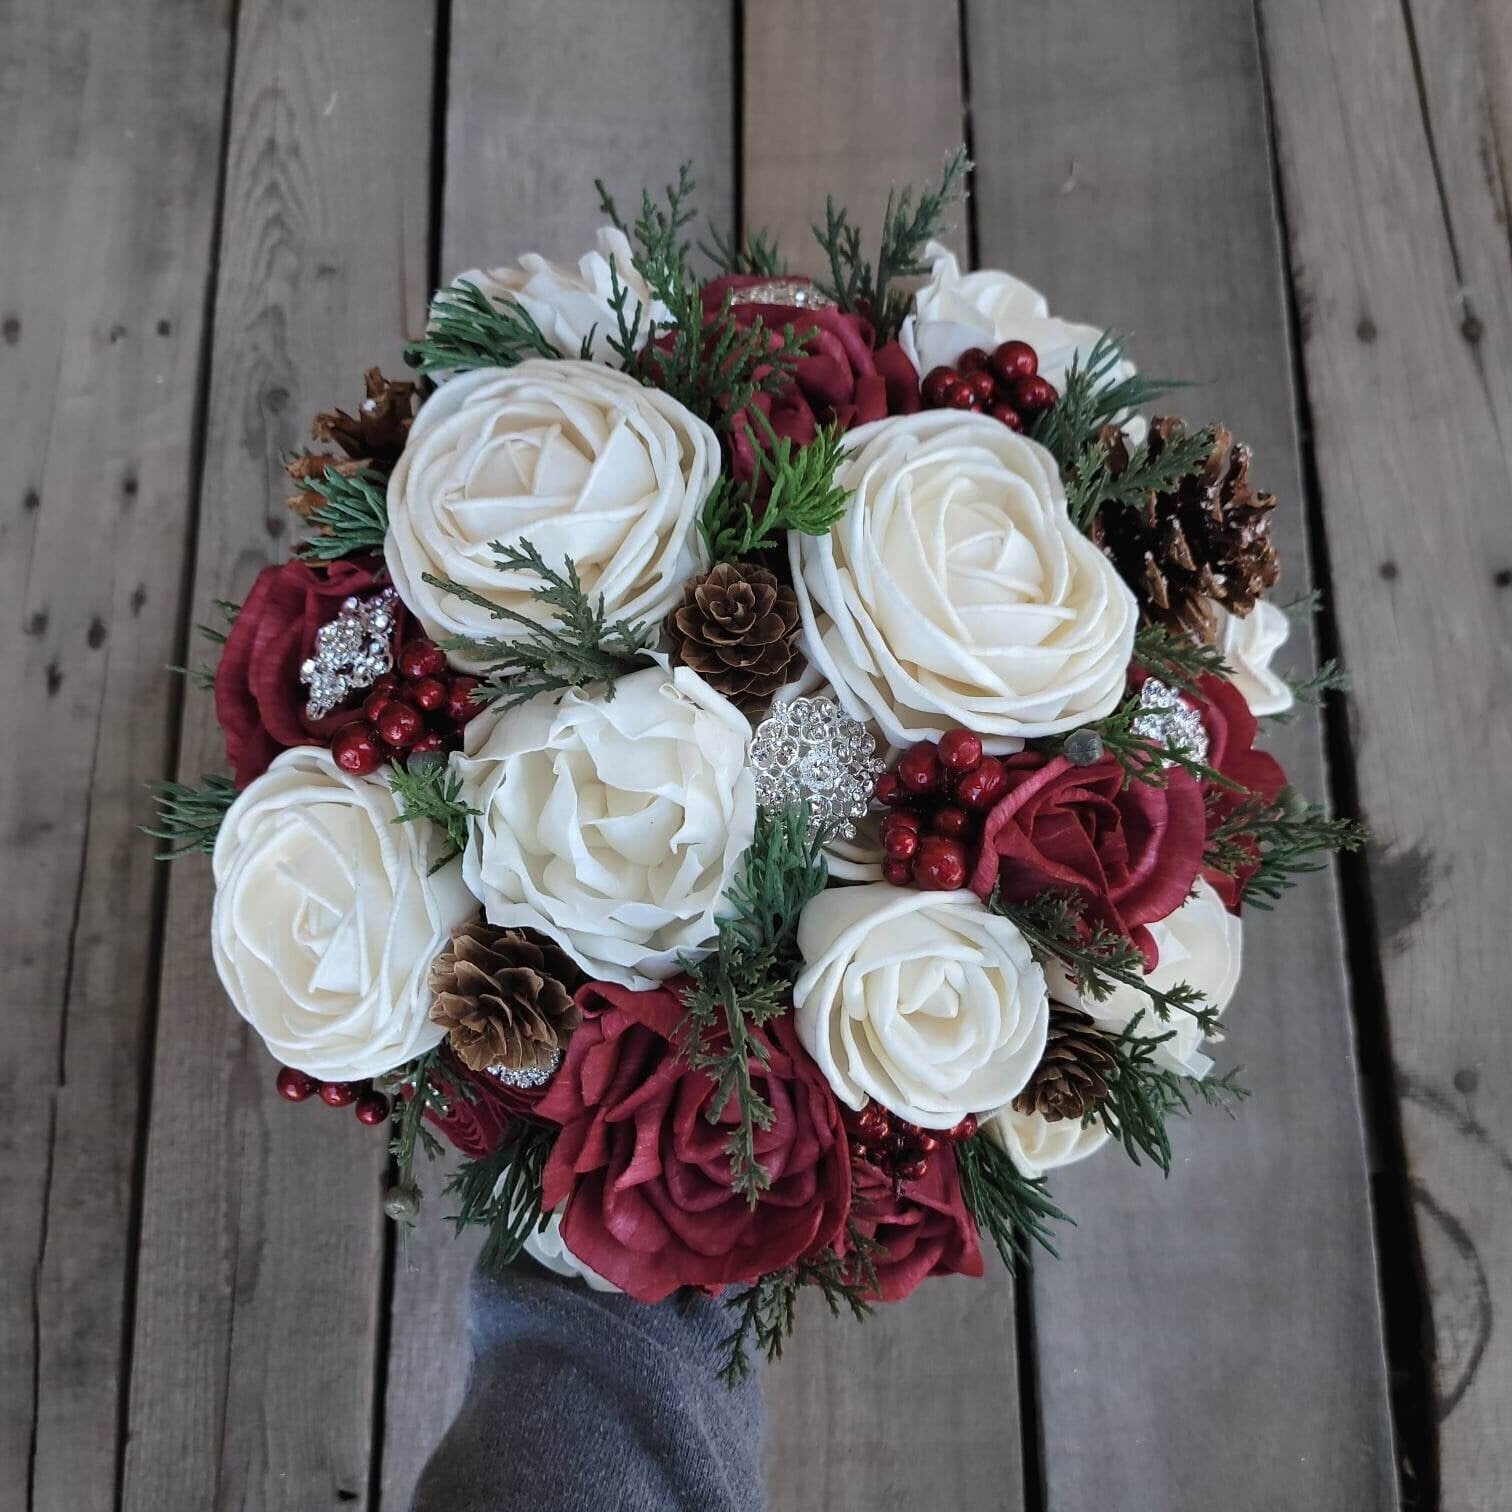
[[1129, 677, 1210, 766], [298, 587, 399, 720], [727, 278, 835, 311], [750, 696, 885, 841], [486, 1046, 562, 1090]]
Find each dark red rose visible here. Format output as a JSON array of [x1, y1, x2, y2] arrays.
[[846, 1154, 983, 1302], [422, 1049, 552, 1160], [697, 275, 920, 488], [537, 979, 852, 1303], [1193, 672, 1288, 910], [214, 556, 405, 785], [969, 751, 1206, 969]]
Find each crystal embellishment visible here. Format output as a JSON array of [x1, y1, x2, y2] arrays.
[[1129, 677, 1210, 767], [750, 697, 885, 841], [486, 1046, 562, 1090], [727, 278, 835, 311], [299, 588, 399, 720]]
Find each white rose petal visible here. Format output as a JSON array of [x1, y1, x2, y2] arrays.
[[1214, 598, 1295, 718], [983, 1105, 1110, 1181], [793, 884, 1050, 1129], [211, 747, 477, 1082], [385, 360, 716, 671], [523, 1210, 620, 1293], [456, 664, 756, 990], [455, 227, 668, 365], [899, 242, 1144, 439], [791, 410, 1137, 749]]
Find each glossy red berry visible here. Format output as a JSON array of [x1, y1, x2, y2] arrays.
[[911, 835, 970, 890], [937, 728, 984, 773], [943, 377, 979, 410], [874, 771, 906, 806], [964, 368, 997, 405], [275, 1066, 318, 1103], [897, 1157, 930, 1183], [398, 639, 447, 680], [371, 673, 400, 695], [947, 1114, 979, 1143], [921, 365, 959, 406], [331, 723, 383, 776], [953, 754, 1009, 810], [857, 1103, 891, 1142], [445, 676, 481, 725], [409, 731, 446, 757], [377, 701, 423, 748], [361, 689, 392, 723], [915, 1133, 940, 1154], [897, 742, 943, 795], [319, 1081, 359, 1108], [957, 346, 991, 374], [987, 402, 1024, 431], [409, 675, 447, 712], [990, 340, 1038, 383], [882, 857, 914, 887], [354, 1092, 391, 1126], [881, 808, 922, 834], [1011, 374, 1059, 413], [883, 825, 920, 861], [929, 805, 971, 840]]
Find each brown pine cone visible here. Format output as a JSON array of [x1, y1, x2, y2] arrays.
[[1012, 1005, 1116, 1123], [428, 923, 585, 1075], [284, 368, 418, 512], [1091, 417, 1280, 641], [665, 562, 806, 716]]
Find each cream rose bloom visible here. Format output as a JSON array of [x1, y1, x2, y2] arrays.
[[1214, 598, 1295, 718], [455, 663, 756, 989], [523, 1210, 620, 1293], [792, 884, 1050, 1129], [385, 361, 716, 670], [453, 227, 668, 364], [984, 1105, 1110, 1180], [210, 747, 477, 1081], [790, 410, 1137, 749], [899, 243, 1142, 438]]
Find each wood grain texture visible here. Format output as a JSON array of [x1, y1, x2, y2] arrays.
[[375, 5, 737, 1503], [0, 2, 231, 1506], [739, 8, 1025, 1509], [1259, 0, 1512, 1505], [118, 3, 433, 1509], [966, 2, 1397, 1506]]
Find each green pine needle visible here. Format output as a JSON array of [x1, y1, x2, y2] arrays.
[[293, 464, 390, 560], [144, 774, 237, 859], [404, 279, 563, 377], [700, 424, 852, 561], [1131, 623, 1232, 691], [1064, 420, 1216, 533], [445, 1121, 556, 1271], [387, 756, 478, 870], [1089, 686, 1247, 793], [1269, 658, 1350, 721], [954, 1134, 1070, 1271], [700, 224, 787, 277], [1205, 787, 1367, 908]]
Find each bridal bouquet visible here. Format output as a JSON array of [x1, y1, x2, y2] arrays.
[[152, 152, 1361, 1378]]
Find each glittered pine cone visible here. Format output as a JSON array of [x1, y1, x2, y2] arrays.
[[428, 922, 585, 1075], [665, 561, 806, 715], [1091, 417, 1280, 641], [1012, 1006, 1115, 1123]]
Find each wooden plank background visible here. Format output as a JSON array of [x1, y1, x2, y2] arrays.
[[6, 0, 1511, 1507]]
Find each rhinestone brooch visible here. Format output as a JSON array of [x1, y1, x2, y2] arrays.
[[299, 588, 399, 721], [1129, 677, 1210, 767], [486, 1047, 562, 1090], [750, 696, 885, 841], [727, 278, 835, 310]]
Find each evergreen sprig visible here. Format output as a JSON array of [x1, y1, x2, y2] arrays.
[[813, 147, 971, 340], [1270, 658, 1350, 721], [1062, 421, 1216, 533], [404, 279, 562, 377], [699, 425, 851, 561], [426, 538, 656, 712], [682, 807, 831, 1203], [1131, 623, 1232, 691], [1205, 788, 1367, 908], [955, 1133, 1070, 1270], [1093, 1013, 1249, 1174], [377, 1046, 457, 1220], [446, 1120, 556, 1271], [170, 599, 240, 689], [388, 756, 478, 870], [1028, 332, 1187, 478], [293, 464, 390, 560], [145, 774, 237, 859], [1090, 685, 1246, 792], [700, 225, 787, 277]]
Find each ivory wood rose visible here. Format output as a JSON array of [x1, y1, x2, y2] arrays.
[[210, 746, 477, 1081], [454, 663, 756, 989], [792, 883, 1051, 1129], [984, 1104, 1110, 1180], [384, 360, 717, 670], [790, 410, 1137, 749], [1213, 597, 1295, 718]]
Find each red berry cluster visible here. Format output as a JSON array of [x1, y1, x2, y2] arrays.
[[276, 1065, 390, 1126], [874, 729, 1004, 889], [846, 1102, 978, 1191], [920, 340, 1057, 431], [330, 638, 481, 777]]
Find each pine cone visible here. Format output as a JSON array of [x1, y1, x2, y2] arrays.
[[1012, 1006, 1115, 1123], [665, 562, 806, 715], [428, 923, 585, 1075], [284, 368, 418, 512], [1091, 417, 1280, 641]]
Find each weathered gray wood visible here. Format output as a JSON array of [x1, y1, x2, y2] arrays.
[[376, 4, 737, 1503], [119, 3, 433, 1509], [1260, 0, 1512, 1506], [0, 2, 232, 1506], [966, 2, 1397, 1506], [740, 7, 1025, 1509]]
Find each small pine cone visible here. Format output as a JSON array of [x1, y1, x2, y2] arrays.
[[428, 923, 585, 1075], [284, 453, 366, 517], [1091, 417, 1281, 641], [665, 562, 806, 716], [313, 367, 418, 467], [1013, 1006, 1116, 1123]]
